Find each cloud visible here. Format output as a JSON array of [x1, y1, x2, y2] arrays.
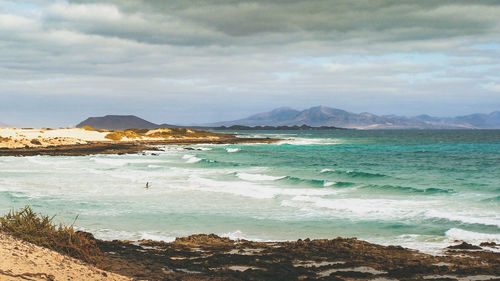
[[0, 0, 499, 126]]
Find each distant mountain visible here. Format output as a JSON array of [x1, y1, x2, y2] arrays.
[[76, 115, 176, 130], [216, 107, 301, 126], [209, 106, 500, 129], [0, 122, 8, 128]]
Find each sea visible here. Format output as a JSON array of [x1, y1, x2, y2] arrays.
[[1, 130, 499, 254]]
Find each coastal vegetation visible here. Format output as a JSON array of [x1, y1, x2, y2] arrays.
[[104, 127, 232, 141], [0, 206, 102, 264], [0, 207, 499, 280]]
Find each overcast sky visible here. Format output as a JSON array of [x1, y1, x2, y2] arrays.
[[1, 0, 500, 126]]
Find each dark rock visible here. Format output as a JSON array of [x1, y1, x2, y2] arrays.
[[447, 242, 482, 250], [480, 242, 498, 247]]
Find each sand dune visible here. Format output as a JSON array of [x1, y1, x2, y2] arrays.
[[0, 128, 113, 148], [0, 127, 226, 149]]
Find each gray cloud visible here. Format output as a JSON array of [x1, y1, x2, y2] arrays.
[[0, 0, 499, 126]]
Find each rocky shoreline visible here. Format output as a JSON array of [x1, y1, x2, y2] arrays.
[[0, 137, 277, 156], [90, 233, 500, 281]]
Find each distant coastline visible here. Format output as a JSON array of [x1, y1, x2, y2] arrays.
[[0, 127, 278, 156], [200, 124, 348, 130]]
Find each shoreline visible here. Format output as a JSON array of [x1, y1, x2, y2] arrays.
[[2, 230, 499, 281], [0, 137, 278, 156]]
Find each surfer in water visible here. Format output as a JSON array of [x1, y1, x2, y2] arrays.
[[145, 182, 151, 189]]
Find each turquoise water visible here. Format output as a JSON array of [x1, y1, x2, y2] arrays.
[[1, 130, 499, 254]]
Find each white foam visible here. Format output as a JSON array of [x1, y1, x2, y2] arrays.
[[445, 228, 500, 244], [221, 230, 245, 240], [26, 156, 53, 165], [289, 196, 432, 220], [220, 230, 265, 242], [323, 181, 336, 187], [226, 148, 240, 153], [182, 154, 202, 163], [139, 232, 176, 242], [91, 157, 168, 166], [236, 172, 285, 181], [89, 228, 175, 242], [425, 210, 500, 228], [320, 168, 335, 173], [276, 138, 342, 145], [183, 175, 340, 199]]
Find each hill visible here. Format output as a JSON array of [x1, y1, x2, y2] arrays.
[[0, 122, 8, 128], [76, 115, 176, 130], [209, 106, 500, 129]]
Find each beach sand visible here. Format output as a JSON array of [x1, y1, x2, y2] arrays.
[[0, 128, 152, 148], [0, 127, 277, 156], [0, 232, 130, 281]]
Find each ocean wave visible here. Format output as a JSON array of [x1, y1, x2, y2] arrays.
[[182, 154, 202, 163], [320, 168, 335, 173], [184, 175, 340, 199], [482, 195, 500, 202], [425, 210, 500, 228], [280, 176, 327, 187], [89, 228, 175, 242], [323, 181, 335, 187], [226, 148, 240, 153], [26, 156, 54, 165], [236, 172, 285, 181], [320, 168, 388, 178], [361, 184, 454, 195], [445, 228, 500, 244], [276, 138, 342, 146], [219, 230, 271, 242], [279, 176, 354, 188], [91, 157, 168, 166], [288, 196, 431, 220]]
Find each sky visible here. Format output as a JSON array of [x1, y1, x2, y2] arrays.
[[1, 0, 500, 127]]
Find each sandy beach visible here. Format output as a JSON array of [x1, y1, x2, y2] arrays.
[[0, 232, 129, 281], [0, 128, 222, 149], [0, 127, 277, 156]]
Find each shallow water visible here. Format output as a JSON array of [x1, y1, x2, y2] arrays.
[[0, 130, 499, 254]]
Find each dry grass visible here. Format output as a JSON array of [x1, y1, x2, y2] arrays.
[[105, 130, 142, 141], [0, 206, 102, 264], [104, 132, 123, 141], [101, 127, 232, 141], [82, 126, 96, 131]]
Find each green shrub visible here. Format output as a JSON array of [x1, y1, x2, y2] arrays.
[[0, 206, 102, 264]]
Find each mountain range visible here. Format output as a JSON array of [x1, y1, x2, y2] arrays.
[[0, 122, 9, 128], [208, 106, 500, 129], [76, 107, 500, 130]]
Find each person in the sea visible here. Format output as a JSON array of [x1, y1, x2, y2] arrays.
[[145, 182, 151, 189]]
